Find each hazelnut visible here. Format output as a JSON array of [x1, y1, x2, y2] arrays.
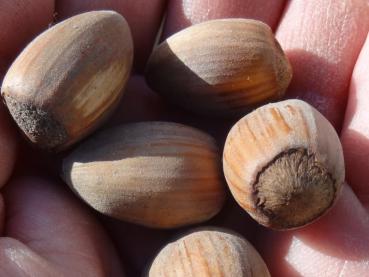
[[145, 18, 292, 117], [62, 122, 226, 228], [223, 99, 345, 229], [148, 228, 271, 277], [1, 11, 133, 151]]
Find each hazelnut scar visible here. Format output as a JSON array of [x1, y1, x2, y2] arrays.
[[252, 148, 336, 229], [223, 99, 344, 230]]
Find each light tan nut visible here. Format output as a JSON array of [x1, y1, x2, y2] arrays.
[[223, 99, 345, 230]]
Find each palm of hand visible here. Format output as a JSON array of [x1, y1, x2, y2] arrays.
[[0, 0, 368, 276]]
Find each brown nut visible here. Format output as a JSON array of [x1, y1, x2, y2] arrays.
[[145, 18, 292, 117], [223, 99, 345, 230], [1, 11, 133, 151], [62, 122, 226, 228], [148, 228, 271, 277]]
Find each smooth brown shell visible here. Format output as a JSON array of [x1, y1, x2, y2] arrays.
[[145, 18, 292, 117], [1, 11, 133, 151], [62, 122, 226, 228], [223, 99, 345, 230], [148, 228, 271, 277]]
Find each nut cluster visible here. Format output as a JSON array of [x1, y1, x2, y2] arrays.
[[0, 10, 346, 276]]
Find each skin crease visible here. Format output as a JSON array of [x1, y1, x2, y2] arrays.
[[276, 0, 369, 130], [0, 0, 368, 276]]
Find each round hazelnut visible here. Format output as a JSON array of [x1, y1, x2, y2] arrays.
[[223, 99, 345, 229], [148, 228, 270, 277]]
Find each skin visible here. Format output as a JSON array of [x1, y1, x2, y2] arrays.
[[0, 0, 368, 276], [0, 177, 124, 276], [0, 105, 17, 188], [56, 0, 167, 72]]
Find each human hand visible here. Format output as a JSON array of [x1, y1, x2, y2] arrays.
[[0, 1, 165, 275], [0, 0, 368, 276]]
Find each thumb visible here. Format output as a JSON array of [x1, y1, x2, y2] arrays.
[[1, 176, 125, 276], [256, 184, 369, 276]]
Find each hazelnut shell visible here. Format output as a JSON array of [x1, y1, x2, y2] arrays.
[[1, 11, 133, 151], [148, 228, 271, 277], [62, 122, 226, 228], [223, 99, 345, 230], [145, 18, 292, 117]]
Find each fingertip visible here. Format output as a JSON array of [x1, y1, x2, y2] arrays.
[[0, 237, 58, 276], [257, 184, 369, 276], [163, 0, 286, 38], [341, 35, 369, 207], [3, 176, 126, 276], [276, 0, 369, 129]]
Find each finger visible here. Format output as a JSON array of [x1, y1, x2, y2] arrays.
[[163, 0, 286, 38], [276, 0, 369, 129], [3, 177, 125, 276], [0, 0, 54, 77], [56, 0, 167, 71], [341, 34, 369, 209], [0, 106, 18, 188], [0, 238, 62, 276], [256, 184, 369, 276]]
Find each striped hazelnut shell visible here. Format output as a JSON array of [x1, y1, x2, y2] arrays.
[[223, 99, 345, 230], [1, 11, 133, 151], [148, 228, 271, 277], [62, 122, 226, 228], [145, 18, 292, 117]]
